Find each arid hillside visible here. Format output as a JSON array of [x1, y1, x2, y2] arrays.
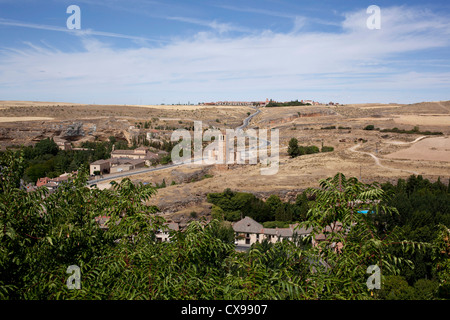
[[1, 100, 449, 224], [0, 101, 254, 148]]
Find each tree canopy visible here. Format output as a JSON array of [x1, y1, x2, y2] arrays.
[[1, 151, 448, 300]]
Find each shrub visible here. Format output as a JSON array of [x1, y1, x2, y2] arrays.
[[305, 145, 320, 154], [224, 211, 241, 222], [262, 221, 291, 228], [211, 205, 225, 221], [160, 154, 171, 165], [321, 146, 334, 153], [288, 138, 300, 158], [364, 125, 375, 130]]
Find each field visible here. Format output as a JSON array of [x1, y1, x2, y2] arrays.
[[1, 99, 449, 223], [385, 136, 450, 162]]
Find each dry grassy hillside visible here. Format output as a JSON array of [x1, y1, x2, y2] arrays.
[[1, 100, 449, 222]]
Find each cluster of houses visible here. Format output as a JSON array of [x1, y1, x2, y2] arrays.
[[89, 146, 167, 177], [29, 171, 78, 192], [232, 216, 311, 246], [24, 146, 167, 192], [91, 215, 344, 251], [232, 216, 344, 250], [201, 99, 324, 107], [202, 99, 270, 107]]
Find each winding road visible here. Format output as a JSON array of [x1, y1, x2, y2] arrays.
[[87, 106, 263, 185], [236, 106, 260, 130]]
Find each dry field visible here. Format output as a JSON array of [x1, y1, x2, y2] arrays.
[[0, 117, 55, 122], [0, 101, 253, 124], [385, 136, 450, 162], [0, 101, 254, 147], [393, 115, 450, 126], [1, 100, 449, 221]]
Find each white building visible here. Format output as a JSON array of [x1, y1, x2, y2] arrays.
[[232, 216, 312, 247], [155, 222, 180, 242]]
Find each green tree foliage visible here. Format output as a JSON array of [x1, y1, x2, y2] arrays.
[[287, 138, 299, 158], [287, 138, 321, 158], [295, 192, 310, 221], [298, 173, 433, 299], [274, 203, 293, 222], [371, 175, 450, 293], [1, 151, 448, 300], [265, 195, 283, 217], [266, 100, 311, 107], [305, 146, 319, 154], [207, 189, 272, 222], [321, 146, 334, 153], [34, 138, 59, 157]]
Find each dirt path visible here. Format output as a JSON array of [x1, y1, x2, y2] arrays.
[[348, 144, 419, 175], [384, 136, 427, 145], [438, 101, 450, 114]]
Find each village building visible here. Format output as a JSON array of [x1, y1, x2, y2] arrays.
[[232, 216, 349, 252], [155, 222, 180, 243], [90, 159, 111, 176], [206, 131, 259, 170], [52, 137, 73, 151], [36, 171, 78, 191], [201, 99, 270, 107], [90, 146, 160, 176], [36, 177, 51, 187], [56, 140, 72, 151], [109, 158, 146, 173], [232, 216, 312, 247], [111, 146, 159, 166]]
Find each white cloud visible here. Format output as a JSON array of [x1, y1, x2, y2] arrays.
[[0, 6, 449, 104], [166, 16, 253, 34], [0, 18, 164, 43]]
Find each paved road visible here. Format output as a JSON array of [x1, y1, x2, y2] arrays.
[[88, 162, 182, 185], [236, 106, 261, 131], [88, 107, 264, 185]]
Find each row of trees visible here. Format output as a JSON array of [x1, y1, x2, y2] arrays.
[[2, 135, 176, 183], [1, 149, 449, 299], [207, 189, 310, 223], [364, 124, 443, 135], [266, 100, 312, 107], [287, 138, 334, 158], [20, 138, 114, 183], [367, 175, 450, 297], [209, 174, 450, 299]]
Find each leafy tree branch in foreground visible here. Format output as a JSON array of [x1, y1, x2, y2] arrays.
[[1, 151, 448, 299]]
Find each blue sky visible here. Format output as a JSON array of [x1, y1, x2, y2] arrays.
[[0, 0, 449, 105]]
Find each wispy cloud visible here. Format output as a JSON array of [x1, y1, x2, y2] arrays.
[[218, 4, 295, 19], [166, 16, 253, 34], [0, 18, 166, 43], [0, 6, 449, 104], [218, 4, 340, 29]]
